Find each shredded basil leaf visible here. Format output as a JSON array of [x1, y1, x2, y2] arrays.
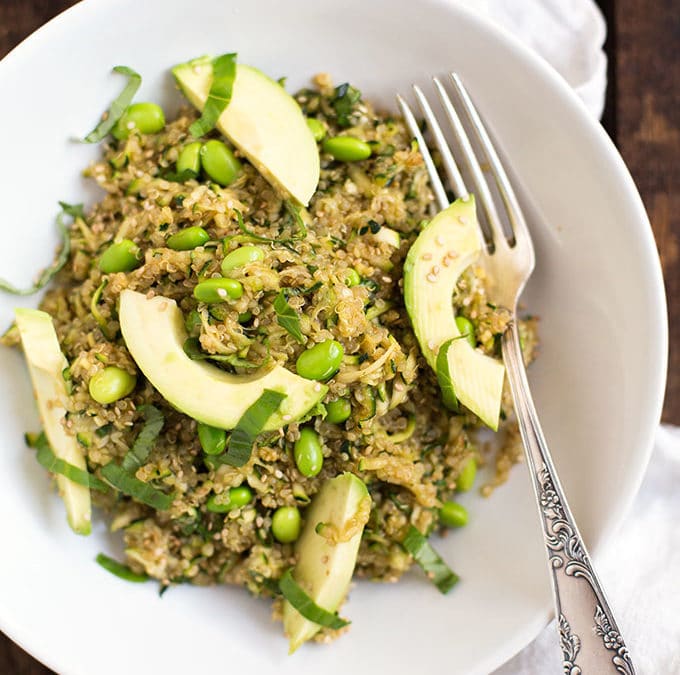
[[283, 200, 307, 239], [34, 433, 108, 492], [96, 553, 148, 582], [83, 66, 142, 143], [0, 202, 78, 296], [435, 339, 458, 411], [273, 291, 304, 344], [332, 83, 361, 128], [101, 463, 174, 510], [182, 337, 261, 369], [402, 525, 459, 594], [121, 405, 164, 474], [189, 53, 237, 137], [235, 208, 306, 248], [224, 389, 286, 467], [279, 569, 350, 628]]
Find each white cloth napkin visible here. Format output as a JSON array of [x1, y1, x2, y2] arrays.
[[455, 2, 680, 673], [461, 0, 608, 118]]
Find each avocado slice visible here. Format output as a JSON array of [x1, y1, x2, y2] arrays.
[[283, 472, 371, 652], [119, 290, 326, 430], [15, 309, 92, 535], [403, 197, 505, 429], [172, 57, 320, 206]]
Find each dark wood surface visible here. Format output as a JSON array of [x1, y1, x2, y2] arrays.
[[1, 1, 678, 672]]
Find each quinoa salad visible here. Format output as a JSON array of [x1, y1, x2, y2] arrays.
[[2, 54, 537, 650]]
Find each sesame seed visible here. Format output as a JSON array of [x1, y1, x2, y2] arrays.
[[431, 265, 440, 275], [314, 383, 322, 392], [458, 215, 468, 224], [426, 273, 437, 283], [274, 469, 283, 479], [283, 414, 292, 421], [447, 249, 459, 258], [435, 235, 444, 246], [428, 340, 437, 351], [422, 253, 432, 261], [216, 288, 227, 298], [394, 380, 404, 391], [443, 258, 451, 267], [381, 275, 392, 283]]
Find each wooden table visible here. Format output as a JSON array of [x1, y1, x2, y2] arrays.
[[1, 1, 677, 672]]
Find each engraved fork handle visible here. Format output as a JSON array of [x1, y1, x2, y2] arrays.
[[501, 321, 636, 675]]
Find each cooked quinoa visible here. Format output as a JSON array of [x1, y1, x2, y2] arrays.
[[4, 73, 536, 642]]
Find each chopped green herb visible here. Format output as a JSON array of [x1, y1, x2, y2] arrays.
[[83, 66, 142, 143], [121, 405, 164, 473], [34, 433, 108, 492], [182, 337, 261, 369], [96, 553, 148, 582], [402, 525, 459, 594], [224, 389, 286, 467], [0, 202, 78, 296], [189, 53, 237, 137], [332, 83, 361, 128], [273, 291, 304, 344], [90, 277, 112, 337], [101, 463, 174, 510], [279, 568, 350, 628]]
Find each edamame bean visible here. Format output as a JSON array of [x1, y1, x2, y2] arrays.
[[200, 140, 242, 186], [112, 102, 166, 140], [323, 136, 372, 162], [99, 239, 142, 273], [455, 316, 476, 348], [221, 245, 264, 273], [197, 423, 226, 456], [89, 366, 136, 404], [456, 457, 477, 492], [306, 118, 326, 142], [206, 485, 253, 513], [176, 141, 203, 176], [193, 277, 243, 303], [439, 501, 469, 528], [166, 226, 209, 251], [325, 397, 351, 424], [295, 339, 344, 381], [271, 506, 301, 543], [345, 268, 361, 287], [294, 428, 323, 477]]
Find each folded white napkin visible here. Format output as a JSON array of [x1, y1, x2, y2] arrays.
[[461, 0, 608, 118], [455, 2, 680, 672]]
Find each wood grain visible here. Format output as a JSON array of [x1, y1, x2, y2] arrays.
[[0, 1, 677, 673]]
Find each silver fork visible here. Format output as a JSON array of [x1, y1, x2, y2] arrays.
[[397, 75, 636, 675]]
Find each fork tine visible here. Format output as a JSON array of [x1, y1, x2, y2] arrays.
[[396, 94, 449, 211], [411, 85, 468, 201], [449, 73, 534, 256], [432, 77, 508, 249]]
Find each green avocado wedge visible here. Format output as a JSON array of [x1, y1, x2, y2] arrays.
[[172, 57, 320, 206], [119, 290, 326, 431], [283, 473, 371, 653], [15, 309, 92, 535], [403, 197, 505, 429]]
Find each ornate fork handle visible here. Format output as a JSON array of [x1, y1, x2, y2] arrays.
[[501, 321, 636, 675]]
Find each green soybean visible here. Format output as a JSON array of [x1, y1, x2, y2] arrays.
[[271, 506, 301, 543], [345, 268, 361, 287], [166, 226, 209, 251], [99, 239, 142, 273], [197, 423, 226, 456], [193, 277, 243, 303], [112, 102, 165, 140], [221, 245, 264, 273], [323, 136, 372, 162], [206, 485, 253, 513], [294, 428, 323, 477], [456, 316, 476, 348], [200, 140, 242, 186], [439, 501, 469, 528], [176, 141, 203, 176], [325, 397, 351, 424], [89, 366, 136, 404], [456, 457, 477, 492], [306, 118, 326, 142], [296, 339, 344, 381]]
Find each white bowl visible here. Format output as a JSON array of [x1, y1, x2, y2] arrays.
[[0, 1, 667, 673]]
